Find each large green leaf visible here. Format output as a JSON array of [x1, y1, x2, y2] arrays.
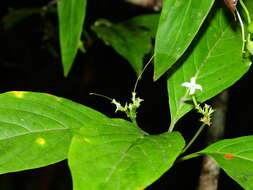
[[199, 136, 253, 190], [167, 7, 251, 128], [0, 91, 106, 174], [68, 118, 185, 190], [154, 0, 215, 80], [57, 0, 87, 76], [91, 19, 153, 75]]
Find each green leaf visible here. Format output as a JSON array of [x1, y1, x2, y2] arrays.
[[57, 0, 87, 76], [0, 91, 106, 174], [167, 7, 251, 127], [199, 136, 253, 190], [154, 0, 215, 80], [123, 14, 160, 38], [68, 118, 185, 190], [91, 19, 153, 75]]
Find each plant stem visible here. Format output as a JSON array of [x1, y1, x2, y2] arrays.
[[89, 93, 113, 101], [177, 152, 201, 163], [168, 121, 175, 132], [236, 9, 246, 52], [133, 55, 154, 93], [182, 123, 206, 154], [131, 117, 138, 126], [192, 95, 199, 108], [239, 0, 251, 24]]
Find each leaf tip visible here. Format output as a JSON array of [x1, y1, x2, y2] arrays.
[[153, 72, 162, 81], [63, 67, 70, 77]]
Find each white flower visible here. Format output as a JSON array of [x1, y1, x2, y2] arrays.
[[181, 77, 202, 95]]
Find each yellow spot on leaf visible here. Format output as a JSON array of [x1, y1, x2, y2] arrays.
[[55, 97, 61, 101], [137, 187, 145, 190], [83, 138, 91, 143], [12, 91, 25, 98], [36, 138, 46, 145]]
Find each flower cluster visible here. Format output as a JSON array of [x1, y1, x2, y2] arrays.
[[112, 92, 143, 122], [181, 77, 214, 126]]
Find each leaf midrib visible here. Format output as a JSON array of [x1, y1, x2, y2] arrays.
[[203, 151, 253, 162], [104, 135, 146, 184], [0, 127, 72, 141]]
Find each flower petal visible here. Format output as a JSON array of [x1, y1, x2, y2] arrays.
[[190, 77, 196, 84], [189, 88, 196, 95], [195, 84, 203, 90], [181, 82, 191, 87]]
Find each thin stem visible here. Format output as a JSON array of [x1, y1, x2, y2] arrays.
[[168, 121, 176, 132], [192, 95, 199, 108], [239, 0, 251, 24], [236, 9, 246, 52], [131, 118, 138, 126], [89, 93, 113, 101], [133, 55, 154, 93], [182, 123, 206, 154], [177, 152, 201, 163]]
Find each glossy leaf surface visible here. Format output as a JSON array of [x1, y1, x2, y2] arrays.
[[200, 136, 253, 190], [154, 0, 215, 80], [0, 91, 106, 174], [167, 7, 251, 127], [68, 118, 185, 190], [57, 0, 87, 76]]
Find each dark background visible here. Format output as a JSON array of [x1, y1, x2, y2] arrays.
[[0, 0, 252, 189]]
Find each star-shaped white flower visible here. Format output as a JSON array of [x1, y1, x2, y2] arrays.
[[181, 77, 202, 95]]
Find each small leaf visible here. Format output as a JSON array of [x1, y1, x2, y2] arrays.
[[154, 0, 215, 80], [68, 118, 185, 190], [0, 91, 106, 174], [57, 0, 87, 76], [91, 18, 153, 75], [167, 7, 250, 127], [199, 136, 253, 190]]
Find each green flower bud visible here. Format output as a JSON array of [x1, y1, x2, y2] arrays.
[[248, 22, 253, 33], [246, 40, 253, 55]]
